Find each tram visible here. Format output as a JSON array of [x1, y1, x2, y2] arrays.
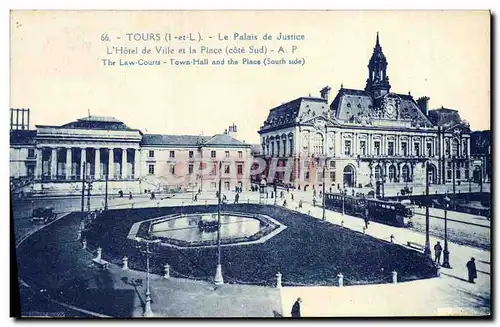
[[324, 193, 414, 227]]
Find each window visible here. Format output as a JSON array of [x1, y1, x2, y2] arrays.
[[148, 164, 155, 175], [169, 151, 175, 158], [28, 149, 35, 158], [452, 139, 459, 157], [344, 140, 352, 156], [463, 139, 468, 156], [237, 164, 243, 175], [388, 165, 396, 181], [447, 161, 452, 169], [330, 171, 336, 182], [211, 150, 216, 158], [238, 151, 243, 158], [189, 151, 194, 159], [447, 170, 452, 179], [189, 164, 194, 174], [374, 141, 380, 156], [374, 165, 381, 180], [148, 150, 154, 158], [401, 142, 407, 156], [224, 165, 230, 174], [360, 140, 366, 156], [414, 143, 420, 156], [169, 164, 175, 175], [465, 169, 469, 179], [426, 143, 432, 157], [456, 169, 461, 179], [313, 133, 324, 155], [290, 140, 294, 156], [402, 166, 410, 182], [225, 151, 230, 158], [329, 160, 336, 169], [283, 139, 287, 156], [387, 142, 394, 156]]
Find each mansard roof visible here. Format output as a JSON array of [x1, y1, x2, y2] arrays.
[[260, 96, 330, 131], [330, 88, 433, 128], [142, 133, 250, 148], [428, 107, 471, 132]]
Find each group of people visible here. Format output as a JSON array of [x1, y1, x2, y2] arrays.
[[433, 241, 477, 283]]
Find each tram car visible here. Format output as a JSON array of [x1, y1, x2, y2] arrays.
[[324, 193, 414, 227]]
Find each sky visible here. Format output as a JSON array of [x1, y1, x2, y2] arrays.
[[10, 10, 490, 144]]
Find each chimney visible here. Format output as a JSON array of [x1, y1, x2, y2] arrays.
[[320, 86, 331, 102], [416, 96, 430, 115], [227, 123, 238, 140]]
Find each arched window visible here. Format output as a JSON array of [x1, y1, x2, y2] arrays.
[[282, 137, 287, 157], [276, 139, 280, 157], [452, 139, 459, 157], [270, 139, 275, 156], [388, 165, 396, 182], [313, 133, 324, 155], [402, 165, 410, 182], [374, 165, 381, 180]]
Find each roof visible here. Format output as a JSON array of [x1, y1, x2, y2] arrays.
[[428, 107, 465, 128], [260, 97, 329, 131], [10, 129, 37, 145], [142, 133, 250, 147], [60, 115, 136, 131]]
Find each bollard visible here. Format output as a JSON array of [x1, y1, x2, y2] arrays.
[[205, 200, 207, 205], [157, 201, 160, 208], [341, 220, 344, 227], [247, 199, 250, 204], [363, 226, 366, 234], [122, 256, 129, 270], [276, 271, 282, 289], [392, 271, 398, 284], [164, 264, 170, 279], [131, 203, 134, 209], [337, 273, 344, 287], [96, 247, 102, 260], [307, 210, 311, 215], [436, 265, 441, 277], [390, 234, 395, 243], [82, 238, 87, 250]]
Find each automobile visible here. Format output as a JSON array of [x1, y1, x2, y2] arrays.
[[32, 207, 57, 224]]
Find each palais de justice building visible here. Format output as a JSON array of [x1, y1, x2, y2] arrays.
[[258, 34, 474, 194], [10, 112, 251, 197]]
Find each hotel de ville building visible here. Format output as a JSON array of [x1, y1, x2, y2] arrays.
[[258, 34, 474, 195]]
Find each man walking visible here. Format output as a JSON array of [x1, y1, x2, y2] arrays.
[[466, 257, 477, 283], [291, 297, 302, 318], [434, 241, 443, 264], [234, 192, 239, 204]]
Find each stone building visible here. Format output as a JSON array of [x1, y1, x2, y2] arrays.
[[258, 33, 472, 195], [10, 114, 251, 197]]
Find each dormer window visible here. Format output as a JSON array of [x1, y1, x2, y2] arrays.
[[347, 103, 351, 107]]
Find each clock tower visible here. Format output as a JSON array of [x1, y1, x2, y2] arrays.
[[365, 32, 391, 99]]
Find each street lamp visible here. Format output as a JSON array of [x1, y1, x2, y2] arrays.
[[321, 157, 330, 221], [423, 160, 431, 257], [135, 237, 161, 317], [442, 196, 452, 268], [259, 176, 267, 204], [214, 161, 224, 285]]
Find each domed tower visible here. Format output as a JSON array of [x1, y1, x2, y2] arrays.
[[365, 32, 391, 99]]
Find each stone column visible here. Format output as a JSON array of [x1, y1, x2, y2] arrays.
[[66, 148, 72, 180], [80, 148, 87, 179], [95, 148, 101, 179], [35, 148, 43, 179], [134, 149, 140, 178], [109, 148, 115, 179], [122, 149, 128, 178], [51, 147, 58, 179]]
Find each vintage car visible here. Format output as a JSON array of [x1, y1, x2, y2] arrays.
[[32, 207, 57, 224]]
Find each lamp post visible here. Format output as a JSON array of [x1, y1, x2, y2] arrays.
[[452, 155, 456, 209], [259, 176, 267, 204], [104, 173, 109, 211], [214, 161, 224, 285], [322, 157, 330, 221], [341, 188, 345, 216], [423, 160, 431, 257], [81, 162, 86, 213], [442, 196, 451, 268], [87, 180, 93, 213], [135, 237, 161, 317]]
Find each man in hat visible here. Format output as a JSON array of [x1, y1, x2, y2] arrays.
[[434, 241, 443, 265], [466, 257, 477, 283], [291, 297, 302, 318]]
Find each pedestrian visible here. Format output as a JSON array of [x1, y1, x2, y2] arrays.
[[119, 190, 123, 198], [313, 190, 316, 198], [291, 297, 302, 318], [319, 190, 322, 198], [266, 191, 269, 198], [194, 193, 198, 202], [299, 200, 303, 208], [434, 241, 443, 264], [234, 193, 239, 204], [364, 207, 370, 229], [291, 193, 294, 201], [283, 199, 287, 207], [129, 191, 133, 200], [150, 191, 155, 200], [330, 187, 332, 193], [466, 257, 477, 283], [312, 197, 316, 207], [280, 191, 284, 199]]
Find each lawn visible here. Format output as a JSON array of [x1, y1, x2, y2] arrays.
[[84, 204, 437, 286]]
